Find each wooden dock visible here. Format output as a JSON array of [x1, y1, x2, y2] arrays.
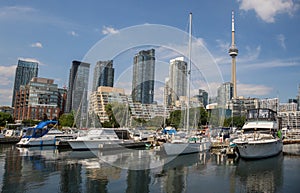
[[211, 141, 229, 149]]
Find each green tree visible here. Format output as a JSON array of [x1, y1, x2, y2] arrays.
[[166, 110, 182, 129], [111, 103, 128, 127], [198, 107, 208, 127], [233, 116, 246, 128], [223, 116, 246, 128], [0, 112, 14, 127], [104, 104, 120, 128], [22, 119, 40, 127], [59, 112, 75, 127]]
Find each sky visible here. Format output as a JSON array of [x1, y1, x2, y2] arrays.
[[0, 0, 300, 106]]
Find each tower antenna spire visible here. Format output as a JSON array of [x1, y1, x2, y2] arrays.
[[229, 10, 238, 99], [232, 10, 235, 32]]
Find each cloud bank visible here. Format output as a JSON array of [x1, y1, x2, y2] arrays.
[[238, 0, 298, 23]]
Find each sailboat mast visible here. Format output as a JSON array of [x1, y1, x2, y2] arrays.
[[186, 12, 192, 131]]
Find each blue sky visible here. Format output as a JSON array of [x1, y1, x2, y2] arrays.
[[0, 0, 300, 106]]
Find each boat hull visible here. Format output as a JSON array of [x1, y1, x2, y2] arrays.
[[17, 137, 57, 146], [68, 140, 145, 151], [235, 139, 282, 159], [68, 140, 106, 150], [17, 135, 76, 147], [163, 141, 211, 156]]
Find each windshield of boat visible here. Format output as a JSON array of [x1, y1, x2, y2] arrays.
[[242, 128, 273, 134], [24, 128, 34, 137], [247, 109, 276, 121]]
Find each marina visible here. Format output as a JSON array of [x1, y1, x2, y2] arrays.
[[0, 2, 299, 192]]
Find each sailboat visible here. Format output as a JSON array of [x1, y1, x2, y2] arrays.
[[162, 13, 211, 156]]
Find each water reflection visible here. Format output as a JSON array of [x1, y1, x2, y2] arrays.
[[235, 154, 284, 193], [156, 153, 209, 193], [0, 144, 289, 193]]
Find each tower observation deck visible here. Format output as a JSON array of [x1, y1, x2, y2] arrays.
[[229, 10, 238, 99]]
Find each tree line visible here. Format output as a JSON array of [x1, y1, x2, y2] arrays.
[[0, 104, 246, 129]]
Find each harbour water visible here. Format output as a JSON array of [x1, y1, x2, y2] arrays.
[[0, 144, 299, 193]]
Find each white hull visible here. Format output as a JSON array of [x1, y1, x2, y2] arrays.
[[68, 139, 120, 150], [235, 139, 282, 159], [163, 141, 211, 156], [17, 135, 76, 147], [18, 136, 55, 146], [68, 139, 144, 151]]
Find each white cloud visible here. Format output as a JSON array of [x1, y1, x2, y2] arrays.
[[18, 57, 41, 64], [194, 37, 206, 47], [0, 6, 36, 19], [215, 45, 261, 66], [238, 0, 298, 23], [0, 65, 16, 77], [277, 34, 286, 49], [102, 26, 119, 35], [0, 66, 15, 105], [69, 31, 79, 37], [242, 57, 300, 70], [242, 46, 261, 62], [238, 83, 273, 96], [0, 88, 13, 106], [216, 39, 230, 52], [30, 42, 43, 48]]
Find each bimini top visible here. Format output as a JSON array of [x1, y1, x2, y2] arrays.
[[36, 120, 58, 129]]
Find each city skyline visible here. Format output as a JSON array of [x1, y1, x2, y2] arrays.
[[0, 1, 300, 106]]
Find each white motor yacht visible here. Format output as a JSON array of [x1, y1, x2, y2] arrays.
[[67, 128, 139, 151], [233, 108, 283, 159]]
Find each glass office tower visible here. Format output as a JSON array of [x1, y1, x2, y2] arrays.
[[12, 59, 39, 107], [92, 60, 114, 92], [66, 60, 90, 116], [132, 49, 155, 104]]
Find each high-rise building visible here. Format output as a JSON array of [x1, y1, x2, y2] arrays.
[[229, 11, 238, 99], [168, 57, 187, 106], [89, 86, 127, 123], [132, 49, 155, 104], [92, 60, 114, 91], [217, 82, 233, 108], [66, 61, 90, 116], [228, 97, 259, 117], [194, 89, 208, 108], [13, 77, 65, 120], [164, 77, 171, 107], [297, 84, 300, 110], [12, 59, 39, 107]]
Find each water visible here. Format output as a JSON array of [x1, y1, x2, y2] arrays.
[[0, 144, 299, 193]]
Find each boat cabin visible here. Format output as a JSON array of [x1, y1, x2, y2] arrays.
[[242, 108, 278, 135], [246, 108, 276, 121]]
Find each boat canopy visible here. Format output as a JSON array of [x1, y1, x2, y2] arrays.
[[36, 120, 58, 129], [162, 126, 177, 135], [23, 120, 59, 138]]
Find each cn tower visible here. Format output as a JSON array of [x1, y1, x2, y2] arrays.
[[229, 11, 238, 99]]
